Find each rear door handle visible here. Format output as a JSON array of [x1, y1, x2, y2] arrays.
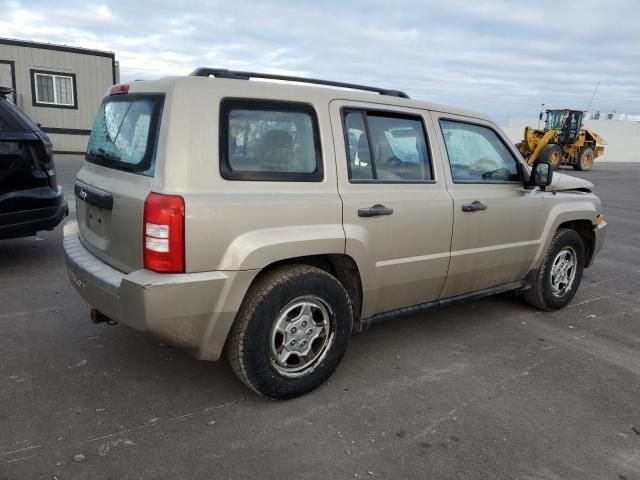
[[461, 201, 487, 212], [358, 204, 394, 217]]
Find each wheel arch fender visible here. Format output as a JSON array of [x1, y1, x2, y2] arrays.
[[528, 200, 597, 271], [215, 224, 346, 271]]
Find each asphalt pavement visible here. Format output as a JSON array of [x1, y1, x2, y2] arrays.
[[1, 157, 639, 479]]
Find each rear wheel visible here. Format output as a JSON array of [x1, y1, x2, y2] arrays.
[[538, 144, 563, 169], [574, 147, 595, 171], [227, 265, 353, 399], [523, 228, 585, 311]]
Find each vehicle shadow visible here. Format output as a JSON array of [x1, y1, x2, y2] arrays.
[[48, 290, 531, 407], [0, 229, 65, 272]]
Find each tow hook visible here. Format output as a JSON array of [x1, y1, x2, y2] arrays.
[[90, 309, 117, 326]]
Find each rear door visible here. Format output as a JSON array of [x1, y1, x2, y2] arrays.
[[76, 93, 164, 273], [431, 112, 543, 298], [330, 100, 453, 318]]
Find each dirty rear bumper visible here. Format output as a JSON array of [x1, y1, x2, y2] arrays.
[[63, 221, 258, 361]]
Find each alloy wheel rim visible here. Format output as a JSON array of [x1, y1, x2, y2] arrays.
[[550, 246, 577, 297], [268, 296, 334, 378]]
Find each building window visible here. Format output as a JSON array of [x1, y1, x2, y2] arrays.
[[30, 70, 77, 109]]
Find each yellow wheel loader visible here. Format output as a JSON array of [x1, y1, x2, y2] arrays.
[[517, 109, 606, 171]]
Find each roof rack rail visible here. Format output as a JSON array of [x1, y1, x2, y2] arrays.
[[189, 68, 410, 99]]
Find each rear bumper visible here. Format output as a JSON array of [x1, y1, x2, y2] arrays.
[[0, 186, 68, 239], [63, 221, 258, 361]]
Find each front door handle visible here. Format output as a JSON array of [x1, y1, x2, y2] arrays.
[[461, 201, 487, 212], [358, 204, 394, 217]]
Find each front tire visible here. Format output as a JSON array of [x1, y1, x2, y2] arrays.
[[523, 228, 585, 311], [227, 265, 353, 399], [574, 147, 595, 171], [539, 144, 564, 169]]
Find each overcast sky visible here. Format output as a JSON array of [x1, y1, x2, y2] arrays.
[[1, 0, 638, 124]]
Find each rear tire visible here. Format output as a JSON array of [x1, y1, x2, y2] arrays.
[[227, 265, 353, 399], [574, 147, 595, 171], [538, 144, 563, 169], [523, 228, 585, 311]]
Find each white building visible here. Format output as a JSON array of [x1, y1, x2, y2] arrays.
[[0, 38, 118, 154]]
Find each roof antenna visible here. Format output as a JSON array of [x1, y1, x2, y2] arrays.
[[586, 81, 600, 112]]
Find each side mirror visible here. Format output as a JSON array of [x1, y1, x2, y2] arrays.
[[530, 161, 553, 188]]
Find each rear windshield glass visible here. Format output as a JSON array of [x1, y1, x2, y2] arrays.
[[86, 94, 163, 175], [0, 98, 36, 132]]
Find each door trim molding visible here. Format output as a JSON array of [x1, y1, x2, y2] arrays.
[[451, 239, 541, 258]]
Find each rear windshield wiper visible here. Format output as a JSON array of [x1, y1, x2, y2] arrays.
[[86, 147, 121, 163], [88, 148, 134, 168], [87, 148, 139, 173]]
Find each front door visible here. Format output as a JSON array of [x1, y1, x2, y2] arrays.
[[330, 100, 453, 318], [430, 112, 544, 298]]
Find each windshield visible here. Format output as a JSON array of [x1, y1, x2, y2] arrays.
[[546, 110, 568, 130], [86, 94, 164, 175]]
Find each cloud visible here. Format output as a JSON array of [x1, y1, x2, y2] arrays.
[[0, 0, 638, 123]]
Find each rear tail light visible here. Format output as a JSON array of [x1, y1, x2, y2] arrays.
[[143, 192, 185, 273]]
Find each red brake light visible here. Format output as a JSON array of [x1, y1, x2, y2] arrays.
[[143, 193, 185, 273], [110, 84, 129, 95]]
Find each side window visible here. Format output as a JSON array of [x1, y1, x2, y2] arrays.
[[343, 109, 432, 182], [439, 120, 520, 183], [220, 99, 322, 181], [0, 101, 16, 131]]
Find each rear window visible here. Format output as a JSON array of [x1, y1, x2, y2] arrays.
[[220, 99, 323, 181], [0, 98, 35, 133], [86, 94, 164, 175]]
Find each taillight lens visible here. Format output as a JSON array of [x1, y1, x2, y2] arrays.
[[143, 192, 185, 273]]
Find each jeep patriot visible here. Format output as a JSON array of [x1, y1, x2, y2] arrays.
[[64, 69, 607, 398]]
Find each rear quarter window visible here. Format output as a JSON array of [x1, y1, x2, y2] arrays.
[[86, 94, 164, 176], [220, 99, 323, 182]]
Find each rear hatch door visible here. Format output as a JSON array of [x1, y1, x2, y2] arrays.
[[0, 96, 57, 211], [76, 92, 164, 273]]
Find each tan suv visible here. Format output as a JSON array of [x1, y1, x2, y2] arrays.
[[64, 69, 607, 398]]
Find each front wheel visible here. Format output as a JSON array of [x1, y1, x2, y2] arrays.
[[227, 265, 353, 399], [574, 147, 595, 171], [538, 144, 564, 169], [523, 228, 585, 311]]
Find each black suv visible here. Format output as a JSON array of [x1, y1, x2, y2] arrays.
[[0, 87, 67, 239]]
